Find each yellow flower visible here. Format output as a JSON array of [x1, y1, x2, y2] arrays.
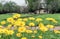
[[36, 18, 42, 22], [0, 29, 4, 34], [1, 21, 6, 25], [4, 29, 14, 35], [17, 18, 22, 21], [16, 33, 22, 37], [38, 36, 43, 39], [54, 30, 60, 34], [23, 18, 28, 22], [34, 30, 37, 33], [10, 20, 15, 24], [29, 17, 35, 20], [39, 23, 48, 32], [46, 18, 57, 23], [26, 30, 33, 33], [13, 13, 21, 18], [46, 24, 54, 29], [46, 18, 54, 21], [31, 35, 35, 38], [15, 21, 25, 27], [21, 37, 27, 39], [19, 22, 25, 27], [18, 27, 26, 33], [29, 22, 35, 26], [7, 17, 14, 22], [2, 28, 9, 34], [52, 20, 57, 23]]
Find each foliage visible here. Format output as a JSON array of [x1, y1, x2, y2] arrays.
[[26, 0, 41, 12], [0, 1, 20, 13], [45, 0, 59, 13]]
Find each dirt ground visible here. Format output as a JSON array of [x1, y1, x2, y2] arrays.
[[26, 26, 60, 30]]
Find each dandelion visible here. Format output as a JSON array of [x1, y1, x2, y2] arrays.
[[39, 23, 48, 32], [54, 30, 60, 34], [15, 21, 25, 27], [38, 35, 43, 39], [46, 24, 54, 29], [34, 30, 37, 34], [21, 37, 27, 39], [1, 21, 6, 25], [29, 22, 35, 27], [23, 18, 28, 22], [18, 27, 26, 33], [29, 17, 35, 20], [13, 13, 21, 18], [4, 29, 14, 35], [16, 33, 22, 37], [17, 18, 22, 21], [36, 18, 42, 22], [26, 30, 33, 33], [7, 17, 14, 22], [46, 18, 57, 23], [31, 35, 35, 38]]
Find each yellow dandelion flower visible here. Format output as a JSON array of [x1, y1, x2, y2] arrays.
[[54, 30, 60, 34], [29, 22, 35, 26], [52, 20, 57, 23], [0, 29, 4, 34], [39, 23, 48, 32], [38, 36, 43, 38], [34, 30, 37, 33], [15, 21, 25, 27], [7, 30, 14, 35], [31, 35, 35, 38], [23, 18, 28, 22], [18, 27, 26, 33], [21, 37, 27, 39], [13, 13, 21, 18], [46, 18, 57, 23], [46, 18, 54, 21], [36, 18, 42, 22], [1, 21, 6, 25], [16, 33, 22, 37], [17, 18, 22, 21], [46, 24, 54, 29], [29, 17, 35, 20], [26, 30, 33, 33], [7, 17, 14, 22]]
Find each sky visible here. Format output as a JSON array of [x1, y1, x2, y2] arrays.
[[0, 0, 45, 6], [0, 0, 27, 6], [11, 0, 27, 6]]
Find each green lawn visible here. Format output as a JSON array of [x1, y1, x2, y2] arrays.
[[0, 13, 60, 26], [0, 13, 60, 39]]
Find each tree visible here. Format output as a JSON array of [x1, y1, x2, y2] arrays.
[[0, 3, 3, 13], [45, 0, 59, 14], [3, 1, 20, 13], [25, 0, 40, 13]]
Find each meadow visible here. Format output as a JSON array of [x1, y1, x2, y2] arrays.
[[0, 13, 60, 26], [0, 13, 60, 39]]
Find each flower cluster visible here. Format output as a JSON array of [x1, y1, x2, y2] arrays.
[[0, 13, 59, 39]]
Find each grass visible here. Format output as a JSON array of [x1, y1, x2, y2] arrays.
[[0, 13, 60, 39], [0, 30, 60, 39], [0, 14, 60, 26], [0, 13, 60, 26]]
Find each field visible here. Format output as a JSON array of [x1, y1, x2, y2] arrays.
[[0, 13, 60, 26], [0, 13, 60, 39]]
